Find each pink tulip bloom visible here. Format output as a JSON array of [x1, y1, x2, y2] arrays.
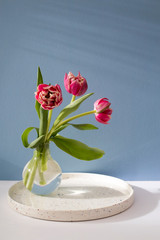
[[64, 72, 88, 96], [35, 84, 63, 110], [94, 98, 112, 124]]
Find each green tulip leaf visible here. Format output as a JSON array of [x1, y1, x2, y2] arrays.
[[37, 66, 43, 86], [69, 123, 98, 130], [50, 135, 105, 160], [35, 67, 43, 118], [35, 99, 41, 119], [50, 123, 98, 138], [21, 127, 39, 148], [53, 93, 94, 127], [51, 124, 70, 137], [28, 135, 45, 149]]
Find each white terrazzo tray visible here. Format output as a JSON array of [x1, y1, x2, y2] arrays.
[[8, 173, 134, 221]]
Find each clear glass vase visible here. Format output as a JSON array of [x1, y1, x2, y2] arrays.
[[22, 143, 62, 195]]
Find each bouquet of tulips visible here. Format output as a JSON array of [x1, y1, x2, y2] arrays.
[[21, 67, 112, 191]]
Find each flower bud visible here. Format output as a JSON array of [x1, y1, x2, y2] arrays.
[[35, 84, 63, 110], [94, 98, 112, 124], [64, 72, 88, 96]]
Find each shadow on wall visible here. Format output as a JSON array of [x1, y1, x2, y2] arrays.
[[0, 159, 22, 180]]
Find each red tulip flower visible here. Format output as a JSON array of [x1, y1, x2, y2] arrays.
[[35, 84, 63, 110], [64, 72, 88, 96], [94, 98, 112, 124]]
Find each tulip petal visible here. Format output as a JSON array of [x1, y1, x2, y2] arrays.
[[78, 79, 88, 96], [94, 98, 110, 113], [37, 84, 50, 91], [105, 108, 112, 115], [70, 81, 81, 96], [95, 112, 111, 124]]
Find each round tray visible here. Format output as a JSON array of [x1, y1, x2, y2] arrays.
[[8, 173, 134, 221]]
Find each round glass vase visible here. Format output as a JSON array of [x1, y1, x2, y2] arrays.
[[22, 143, 62, 195]]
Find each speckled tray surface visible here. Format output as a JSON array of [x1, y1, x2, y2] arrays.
[[8, 173, 134, 221]]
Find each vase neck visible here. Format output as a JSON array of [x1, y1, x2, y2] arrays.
[[44, 142, 50, 150], [35, 142, 50, 156]]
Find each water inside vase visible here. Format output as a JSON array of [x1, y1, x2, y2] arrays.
[[31, 172, 62, 195], [22, 157, 62, 195]]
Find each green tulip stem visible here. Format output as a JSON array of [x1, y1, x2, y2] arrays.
[[47, 109, 96, 139], [35, 107, 48, 187], [59, 110, 96, 126], [45, 109, 53, 141], [38, 162, 46, 185], [25, 157, 38, 190], [71, 95, 76, 103], [39, 107, 48, 137]]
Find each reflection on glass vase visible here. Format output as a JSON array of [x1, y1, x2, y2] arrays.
[[22, 143, 62, 195]]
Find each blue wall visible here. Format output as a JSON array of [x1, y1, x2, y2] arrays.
[[0, 0, 160, 180]]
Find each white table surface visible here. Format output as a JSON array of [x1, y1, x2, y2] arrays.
[[0, 181, 160, 240]]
